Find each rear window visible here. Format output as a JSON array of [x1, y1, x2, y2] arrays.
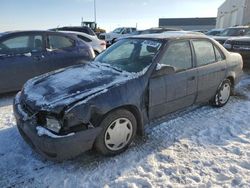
[[193, 40, 216, 66], [48, 35, 74, 49], [77, 35, 92, 42]]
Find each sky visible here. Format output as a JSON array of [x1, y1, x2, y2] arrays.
[[0, 0, 225, 32]]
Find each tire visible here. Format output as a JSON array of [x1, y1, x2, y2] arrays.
[[211, 79, 231, 107], [94, 109, 137, 156]]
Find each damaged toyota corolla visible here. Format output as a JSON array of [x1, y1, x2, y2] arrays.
[[14, 32, 243, 161]]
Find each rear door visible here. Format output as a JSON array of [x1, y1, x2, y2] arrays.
[[40, 34, 85, 74], [0, 34, 44, 92], [149, 40, 198, 120], [191, 39, 227, 103]]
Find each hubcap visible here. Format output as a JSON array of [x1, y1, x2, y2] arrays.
[[218, 83, 230, 104], [104, 118, 133, 151]]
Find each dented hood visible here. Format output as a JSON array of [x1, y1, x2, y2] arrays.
[[21, 62, 133, 113]]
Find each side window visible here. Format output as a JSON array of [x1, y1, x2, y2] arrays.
[[48, 35, 74, 50], [33, 35, 43, 52], [77, 35, 92, 43], [214, 46, 224, 61], [0, 35, 43, 54], [2, 36, 29, 49], [159, 41, 192, 71], [193, 40, 216, 66]]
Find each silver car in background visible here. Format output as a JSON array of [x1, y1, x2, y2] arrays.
[[60, 31, 106, 55]]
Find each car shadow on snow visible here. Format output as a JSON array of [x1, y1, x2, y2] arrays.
[[0, 92, 16, 108]]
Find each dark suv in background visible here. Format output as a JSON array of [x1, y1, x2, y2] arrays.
[[213, 26, 250, 44], [224, 34, 250, 68], [0, 30, 94, 94]]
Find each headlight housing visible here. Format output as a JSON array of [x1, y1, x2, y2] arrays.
[[223, 43, 232, 50], [46, 117, 61, 133], [223, 40, 233, 50]]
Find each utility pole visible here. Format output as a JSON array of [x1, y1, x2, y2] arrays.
[[94, 0, 97, 23]]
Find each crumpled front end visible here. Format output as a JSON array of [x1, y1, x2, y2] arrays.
[[13, 92, 101, 161]]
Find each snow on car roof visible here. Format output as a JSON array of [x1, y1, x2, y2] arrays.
[[130, 31, 206, 40]]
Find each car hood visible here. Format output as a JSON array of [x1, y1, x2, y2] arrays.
[[21, 62, 137, 113]]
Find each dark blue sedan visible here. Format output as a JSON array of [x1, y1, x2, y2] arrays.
[[0, 30, 94, 94]]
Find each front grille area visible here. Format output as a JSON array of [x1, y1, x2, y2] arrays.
[[232, 41, 250, 46]]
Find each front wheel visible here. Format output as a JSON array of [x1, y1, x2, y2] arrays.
[[211, 79, 231, 107], [94, 109, 137, 156]]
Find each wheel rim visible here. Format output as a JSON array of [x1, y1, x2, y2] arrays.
[[218, 82, 230, 104], [104, 118, 133, 151]]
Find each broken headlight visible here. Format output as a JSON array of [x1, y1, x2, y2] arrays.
[[46, 117, 61, 133]]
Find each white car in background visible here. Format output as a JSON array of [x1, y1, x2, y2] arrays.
[[99, 27, 137, 46], [60, 31, 106, 55]]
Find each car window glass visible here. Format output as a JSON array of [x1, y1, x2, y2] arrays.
[[214, 46, 224, 61], [0, 35, 43, 54], [48, 35, 74, 49], [159, 41, 192, 71], [96, 39, 162, 72], [101, 40, 134, 62], [2, 36, 29, 49], [193, 40, 216, 66], [77, 35, 92, 42]]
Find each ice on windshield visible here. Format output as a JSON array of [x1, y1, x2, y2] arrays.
[[95, 39, 163, 73]]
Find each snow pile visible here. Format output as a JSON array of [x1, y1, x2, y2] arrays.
[[36, 126, 75, 138], [0, 73, 250, 187]]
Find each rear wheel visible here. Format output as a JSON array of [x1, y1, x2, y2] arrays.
[[94, 109, 137, 155], [211, 79, 231, 107]]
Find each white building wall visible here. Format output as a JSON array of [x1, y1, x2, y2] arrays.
[[243, 0, 250, 25], [216, 0, 248, 28]]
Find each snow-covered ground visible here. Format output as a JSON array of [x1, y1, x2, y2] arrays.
[[1, 73, 250, 188]]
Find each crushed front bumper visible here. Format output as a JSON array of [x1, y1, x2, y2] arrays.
[[13, 93, 101, 161]]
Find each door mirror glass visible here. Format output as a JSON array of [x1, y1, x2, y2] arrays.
[[152, 65, 175, 77]]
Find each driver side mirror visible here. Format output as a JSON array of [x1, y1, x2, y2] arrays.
[[152, 65, 175, 78]]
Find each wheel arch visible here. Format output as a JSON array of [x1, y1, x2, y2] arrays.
[[226, 72, 236, 94], [226, 76, 235, 87], [93, 105, 144, 136]]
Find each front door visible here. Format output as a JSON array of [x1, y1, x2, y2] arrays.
[[149, 40, 198, 120], [40, 34, 83, 74], [0, 34, 44, 93]]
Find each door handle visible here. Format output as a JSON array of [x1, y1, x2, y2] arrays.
[[188, 76, 195, 81], [220, 68, 226, 71]]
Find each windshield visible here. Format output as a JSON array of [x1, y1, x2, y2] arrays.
[[220, 28, 247, 36], [95, 38, 163, 73], [113, 28, 123, 34]]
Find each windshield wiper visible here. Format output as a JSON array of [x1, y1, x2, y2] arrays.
[[99, 62, 123, 73]]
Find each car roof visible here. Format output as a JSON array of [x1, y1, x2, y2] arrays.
[[227, 26, 250, 29], [129, 31, 207, 40], [58, 30, 93, 38], [0, 30, 75, 37]]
